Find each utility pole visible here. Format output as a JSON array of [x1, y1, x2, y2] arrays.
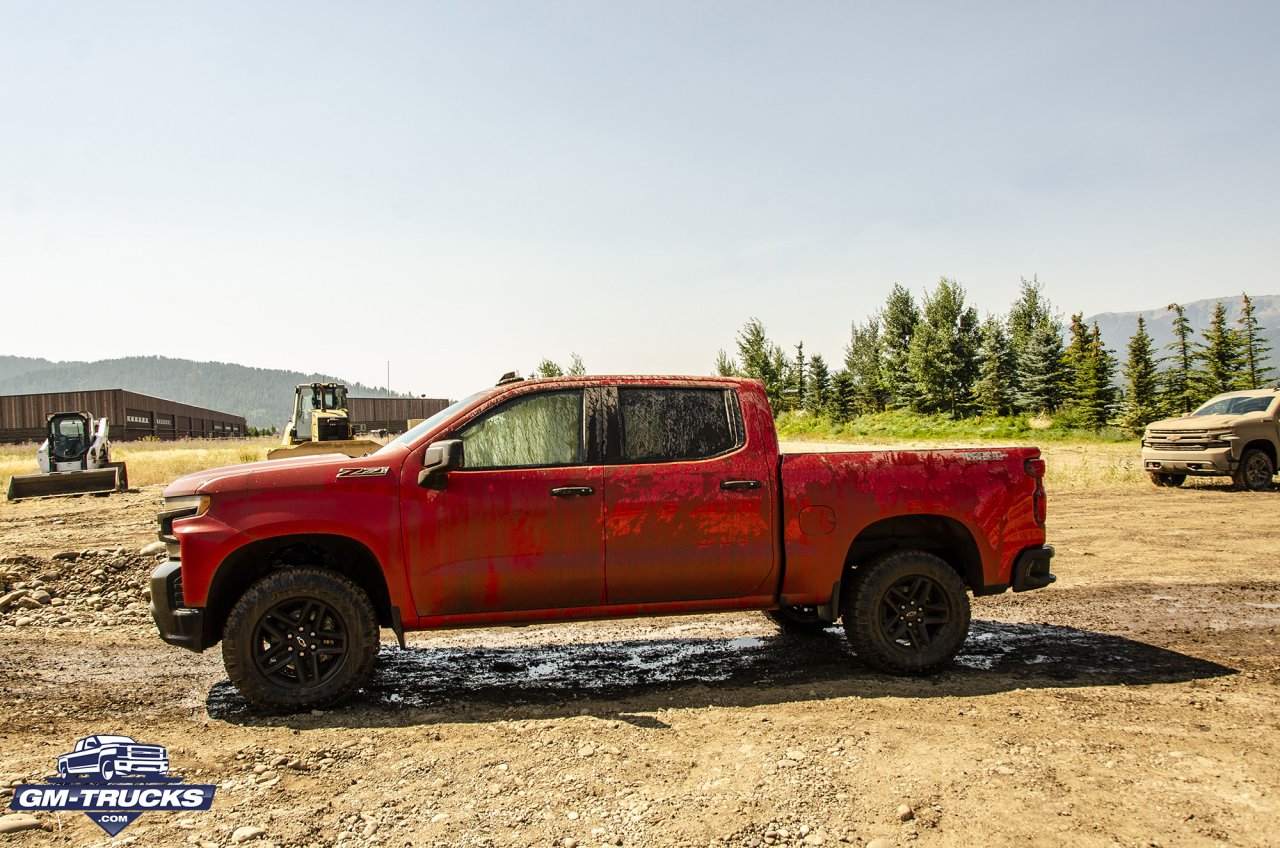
[[386, 361, 390, 392]]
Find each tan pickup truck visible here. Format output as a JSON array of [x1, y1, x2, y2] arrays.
[[1142, 388, 1280, 490]]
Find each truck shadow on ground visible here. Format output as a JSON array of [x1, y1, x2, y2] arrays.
[[207, 619, 1236, 728]]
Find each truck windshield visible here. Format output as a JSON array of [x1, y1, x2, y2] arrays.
[[376, 390, 492, 453], [1192, 395, 1276, 416]]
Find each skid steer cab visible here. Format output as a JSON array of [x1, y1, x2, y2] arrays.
[[6, 412, 129, 501]]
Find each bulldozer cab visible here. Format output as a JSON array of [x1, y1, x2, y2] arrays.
[[286, 383, 353, 444], [48, 413, 91, 464], [269, 382, 384, 460]]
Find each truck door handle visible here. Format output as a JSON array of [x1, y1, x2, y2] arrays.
[[720, 479, 762, 491], [550, 486, 595, 497]]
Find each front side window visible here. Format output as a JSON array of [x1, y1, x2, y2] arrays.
[[618, 388, 739, 463], [459, 390, 583, 469]]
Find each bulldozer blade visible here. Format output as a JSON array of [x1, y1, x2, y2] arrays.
[[266, 439, 385, 461], [6, 467, 123, 502]]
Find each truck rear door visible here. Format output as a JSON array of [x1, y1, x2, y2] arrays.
[[602, 386, 777, 604]]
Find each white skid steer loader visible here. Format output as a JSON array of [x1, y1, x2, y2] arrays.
[[6, 412, 129, 501]]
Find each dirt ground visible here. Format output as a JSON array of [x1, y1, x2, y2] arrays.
[[1, 471, 1278, 847]]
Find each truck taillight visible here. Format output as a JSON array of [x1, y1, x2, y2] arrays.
[[1024, 457, 1046, 525]]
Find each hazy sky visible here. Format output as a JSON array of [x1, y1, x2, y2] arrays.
[[3, 1, 1278, 399]]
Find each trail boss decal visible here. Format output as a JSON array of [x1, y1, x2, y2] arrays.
[[336, 467, 390, 478], [10, 735, 216, 836]]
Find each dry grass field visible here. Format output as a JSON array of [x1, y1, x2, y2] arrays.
[[0, 436, 278, 489]]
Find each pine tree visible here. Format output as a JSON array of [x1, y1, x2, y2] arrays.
[[1119, 316, 1162, 433], [880, 284, 919, 408], [567, 353, 587, 376], [1007, 275, 1053, 401], [1074, 323, 1118, 428], [906, 278, 980, 416], [828, 370, 855, 421], [535, 359, 564, 378], [806, 354, 831, 416], [973, 315, 1015, 416], [845, 318, 888, 414], [1162, 303, 1197, 415], [1060, 313, 1091, 407], [735, 318, 786, 409], [1016, 319, 1065, 412], [1236, 293, 1274, 389], [1194, 301, 1245, 397], [790, 342, 807, 412], [713, 349, 740, 377]]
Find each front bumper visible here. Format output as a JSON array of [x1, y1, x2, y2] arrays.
[[149, 559, 207, 653], [1141, 447, 1234, 477], [1012, 545, 1056, 592]]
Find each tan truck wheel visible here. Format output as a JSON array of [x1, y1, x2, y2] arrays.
[[1233, 448, 1275, 491]]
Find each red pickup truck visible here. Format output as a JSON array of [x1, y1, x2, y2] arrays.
[[151, 376, 1054, 709]]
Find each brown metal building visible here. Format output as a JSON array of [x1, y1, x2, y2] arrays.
[[348, 396, 450, 434], [0, 390, 247, 443]]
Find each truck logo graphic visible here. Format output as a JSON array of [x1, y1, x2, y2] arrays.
[[57, 735, 170, 781], [11, 734, 215, 836]]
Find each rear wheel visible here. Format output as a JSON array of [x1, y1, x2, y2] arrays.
[[764, 605, 829, 634], [222, 567, 379, 711], [1149, 472, 1186, 488], [1233, 448, 1275, 491], [842, 550, 970, 674]]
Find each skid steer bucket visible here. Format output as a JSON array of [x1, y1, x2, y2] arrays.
[[6, 463, 128, 502]]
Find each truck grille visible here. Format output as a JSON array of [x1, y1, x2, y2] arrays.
[[1144, 432, 1228, 451]]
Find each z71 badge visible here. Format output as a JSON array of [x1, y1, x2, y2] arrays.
[[336, 467, 390, 478]]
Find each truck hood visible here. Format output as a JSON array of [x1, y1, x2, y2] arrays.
[[162, 453, 352, 497], [1148, 413, 1258, 432]]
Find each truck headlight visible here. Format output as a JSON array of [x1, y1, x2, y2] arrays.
[[162, 495, 211, 517]]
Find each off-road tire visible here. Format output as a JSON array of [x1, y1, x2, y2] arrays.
[[1233, 448, 1275, 492], [764, 605, 830, 634], [1149, 472, 1186, 488], [222, 567, 379, 711], [842, 550, 971, 674]]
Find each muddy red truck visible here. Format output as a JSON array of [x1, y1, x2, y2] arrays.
[[151, 376, 1054, 709]]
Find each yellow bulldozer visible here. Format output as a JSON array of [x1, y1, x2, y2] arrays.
[[266, 382, 385, 460]]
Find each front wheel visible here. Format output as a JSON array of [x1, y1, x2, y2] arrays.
[[764, 605, 829, 634], [222, 567, 379, 711], [1233, 448, 1275, 491], [99, 759, 115, 781], [842, 550, 971, 674]]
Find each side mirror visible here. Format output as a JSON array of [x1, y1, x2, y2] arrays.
[[418, 439, 464, 489]]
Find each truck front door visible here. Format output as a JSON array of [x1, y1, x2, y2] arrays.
[[603, 387, 777, 604], [402, 388, 605, 617]]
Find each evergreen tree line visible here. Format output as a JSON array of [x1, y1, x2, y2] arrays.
[[715, 279, 1274, 432]]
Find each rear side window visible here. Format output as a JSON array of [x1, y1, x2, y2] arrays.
[[618, 388, 741, 463]]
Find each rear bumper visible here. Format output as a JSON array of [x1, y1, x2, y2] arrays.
[[1011, 545, 1056, 592], [1141, 447, 1234, 476], [149, 559, 207, 653]]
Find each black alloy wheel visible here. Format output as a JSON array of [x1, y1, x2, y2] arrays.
[[842, 549, 971, 674], [876, 574, 954, 652], [252, 597, 349, 688], [222, 567, 379, 710]]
